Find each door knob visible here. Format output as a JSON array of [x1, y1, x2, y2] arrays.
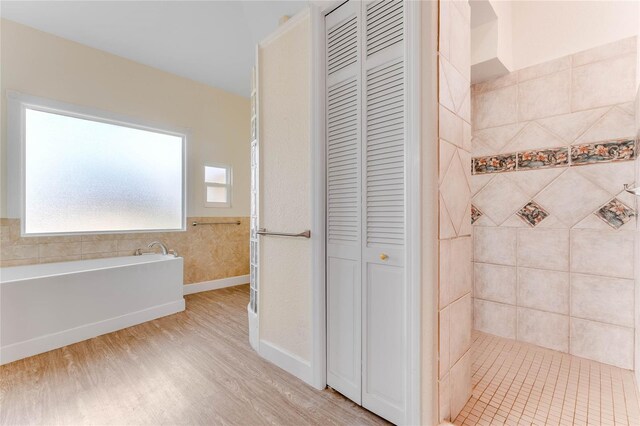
[[380, 253, 389, 261]]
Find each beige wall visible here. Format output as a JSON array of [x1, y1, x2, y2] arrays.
[[257, 14, 311, 361], [0, 19, 251, 283], [511, 1, 639, 70], [437, 0, 473, 422], [0, 19, 250, 219], [471, 37, 637, 369]]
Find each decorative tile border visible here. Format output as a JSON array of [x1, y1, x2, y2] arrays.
[[472, 138, 635, 175], [516, 201, 549, 227], [518, 148, 569, 170], [594, 198, 635, 229], [471, 204, 483, 224], [472, 154, 516, 174], [571, 139, 636, 166]]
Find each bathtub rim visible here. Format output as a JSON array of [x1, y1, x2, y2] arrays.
[[0, 254, 180, 284]]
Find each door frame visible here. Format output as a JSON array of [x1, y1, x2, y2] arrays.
[[308, 1, 424, 424]]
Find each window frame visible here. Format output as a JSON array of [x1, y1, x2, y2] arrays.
[[203, 163, 232, 208], [7, 91, 188, 237]]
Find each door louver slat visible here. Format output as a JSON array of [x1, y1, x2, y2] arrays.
[[365, 59, 404, 247], [328, 16, 358, 75], [365, 0, 403, 57], [327, 77, 360, 244]]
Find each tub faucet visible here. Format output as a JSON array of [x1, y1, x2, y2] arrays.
[[148, 241, 168, 255]]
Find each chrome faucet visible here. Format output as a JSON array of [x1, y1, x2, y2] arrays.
[[147, 241, 168, 255]]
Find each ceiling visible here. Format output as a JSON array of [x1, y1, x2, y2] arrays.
[[0, 1, 308, 97]]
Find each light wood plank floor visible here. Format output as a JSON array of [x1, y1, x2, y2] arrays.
[[0, 285, 387, 426]]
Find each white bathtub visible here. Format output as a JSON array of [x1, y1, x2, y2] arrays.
[[0, 254, 184, 365]]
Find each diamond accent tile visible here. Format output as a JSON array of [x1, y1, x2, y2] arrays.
[[516, 201, 549, 227], [594, 198, 635, 229], [471, 204, 483, 224]]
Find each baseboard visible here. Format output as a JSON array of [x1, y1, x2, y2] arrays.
[[0, 299, 185, 365], [183, 274, 250, 295], [259, 339, 313, 385]]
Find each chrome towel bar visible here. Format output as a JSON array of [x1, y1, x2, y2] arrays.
[[192, 220, 241, 226], [256, 228, 311, 238]]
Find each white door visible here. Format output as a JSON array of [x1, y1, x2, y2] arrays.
[[326, 1, 407, 424]]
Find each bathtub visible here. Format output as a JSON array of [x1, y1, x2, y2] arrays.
[[0, 254, 184, 365]]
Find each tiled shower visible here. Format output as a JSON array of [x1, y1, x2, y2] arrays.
[[470, 37, 639, 370]]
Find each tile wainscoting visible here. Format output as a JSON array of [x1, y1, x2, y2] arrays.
[[438, 0, 473, 422], [471, 37, 638, 370], [0, 217, 250, 285]]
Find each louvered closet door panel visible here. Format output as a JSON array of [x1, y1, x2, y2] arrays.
[[325, 0, 362, 405], [361, 0, 406, 424]]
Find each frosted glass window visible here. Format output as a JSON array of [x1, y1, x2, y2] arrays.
[[24, 108, 185, 235], [205, 166, 227, 184], [206, 186, 228, 203], [204, 164, 231, 207]]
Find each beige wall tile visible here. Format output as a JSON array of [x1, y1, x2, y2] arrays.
[[572, 36, 637, 67], [574, 106, 636, 144], [450, 350, 471, 420], [81, 240, 118, 254], [517, 229, 569, 271], [570, 318, 634, 369], [536, 106, 609, 143], [503, 121, 565, 152], [534, 169, 611, 227], [572, 54, 636, 111], [440, 105, 464, 147], [440, 306, 451, 378], [518, 71, 571, 121], [472, 175, 530, 226], [450, 294, 472, 365], [439, 374, 451, 422], [474, 262, 516, 305], [472, 85, 518, 130], [517, 55, 571, 82], [473, 226, 516, 266], [38, 242, 82, 258], [440, 152, 471, 235], [518, 267, 569, 314], [571, 273, 634, 327], [517, 307, 569, 353], [474, 299, 516, 339], [440, 237, 472, 307], [570, 230, 635, 279], [449, 0, 470, 81], [1, 244, 39, 261]]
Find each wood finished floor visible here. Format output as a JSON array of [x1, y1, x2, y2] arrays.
[[0, 285, 387, 426]]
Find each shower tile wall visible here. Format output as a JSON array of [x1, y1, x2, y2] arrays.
[[471, 37, 638, 370], [0, 217, 250, 285], [438, 0, 473, 422]]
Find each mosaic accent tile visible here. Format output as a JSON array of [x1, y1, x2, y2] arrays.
[[516, 201, 549, 227], [594, 198, 635, 229], [517, 148, 569, 170], [472, 154, 517, 175], [471, 205, 483, 224], [571, 139, 635, 166]]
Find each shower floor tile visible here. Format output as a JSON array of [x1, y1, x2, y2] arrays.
[[454, 331, 640, 426]]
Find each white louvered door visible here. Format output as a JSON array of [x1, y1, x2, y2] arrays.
[[326, 0, 362, 405], [326, 1, 406, 424]]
